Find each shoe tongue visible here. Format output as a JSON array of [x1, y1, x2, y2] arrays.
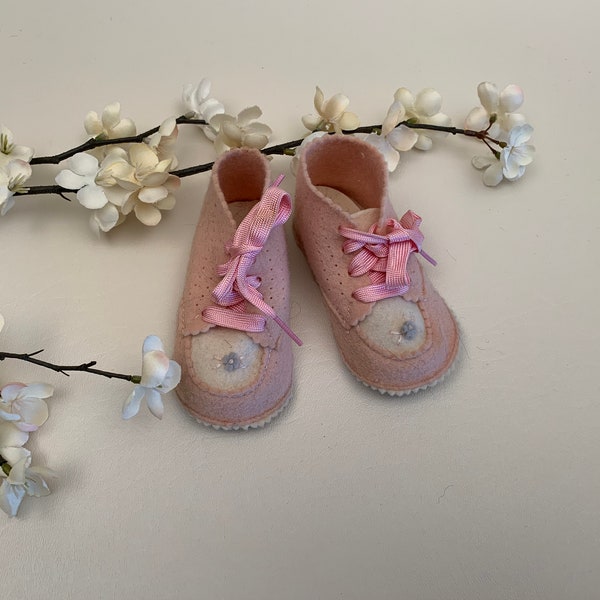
[[350, 207, 381, 231]]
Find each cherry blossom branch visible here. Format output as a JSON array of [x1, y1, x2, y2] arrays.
[[30, 116, 206, 165], [172, 121, 504, 177], [14, 120, 508, 199], [0, 350, 140, 383]]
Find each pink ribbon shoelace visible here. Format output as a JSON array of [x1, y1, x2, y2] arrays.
[[202, 175, 302, 346], [338, 210, 436, 303]]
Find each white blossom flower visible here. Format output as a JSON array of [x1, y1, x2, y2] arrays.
[[501, 124, 535, 180], [393, 88, 451, 151], [290, 131, 328, 175], [55, 153, 108, 209], [101, 144, 180, 227], [471, 154, 504, 187], [472, 124, 535, 186], [0, 382, 52, 433], [146, 117, 179, 168], [210, 106, 272, 154], [182, 79, 225, 141], [0, 125, 33, 169], [84, 102, 136, 139], [302, 86, 360, 134], [0, 159, 32, 215], [122, 335, 181, 420], [0, 447, 53, 517], [365, 101, 419, 171], [464, 82, 526, 136]]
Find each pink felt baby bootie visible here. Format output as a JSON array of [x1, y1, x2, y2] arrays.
[[294, 134, 459, 395], [175, 148, 300, 429]]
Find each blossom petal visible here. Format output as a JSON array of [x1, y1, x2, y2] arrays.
[[0, 479, 26, 517], [237, 106, 262, 127], [160, 361, 182, 394], [247, 122, 272, 137], [11, 145, 34, 163], [156, 194, 176, 210], [110, 118, 136, 138], [301, 114, 322, 131], [122, 386, 145, 419], [313, 86, 325, 112], [94, 203, 120, 232], [209, 114, 235, 130], [414, 135, 433, 151], [381, 101, 406, 137], [140, 350, 170, 387], [509, 124, 534, 146], [472, 155, 494, 170], [387, 126, 418, 152], [365, 134, 400, 172], [84, 112, 102, 136], [15, 399, 49, 429], [338, 112, 360, 131], [0, 408, 20, 422], [512, 144, 535, 166], [222, 121, 243, 145], [199, 99, 225, 123], [322, 93, 350, 120], [415, 88, 443, 116], [477, 82, 499, 113], [183, 83, 199, 113], [77, 185, 108, 209], [0, 195, 15, 216], [241, 133, 269, 149], [24, 468, 51, 497], [69, 152, 99, 176], [139, 171, 169, 187], [142, 335, 164, 354], [6, 159, 32, 182], [502, 113, 526, 133], [138, 186, 168, 204], [129, 144, 158, 171], [101, 102, 122, 130], [197, 78, 211, 102], [134, 203, 162, 226], [499, 84, 524, 113], [103, 186, 131, 208], [55, 170, 89, 190], [145, 389, 164, 420], [0, 422, 28, 447], [482, 161, 504, 186], [503, 165, 526, 181], [1, 383, 25, 402], [464, 107, 489, 131], [393, 88, 415, 110], [2, 447, 31, 482]]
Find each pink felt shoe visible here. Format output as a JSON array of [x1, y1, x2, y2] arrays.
[[294, 135, 459, 395], [175, 148, 300, 429]]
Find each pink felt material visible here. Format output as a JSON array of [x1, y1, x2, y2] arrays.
[[174, 148, 293, 428], [294, 134, 459, 394]]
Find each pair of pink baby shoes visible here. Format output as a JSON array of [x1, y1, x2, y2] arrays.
[[174, 135, 459, 430]]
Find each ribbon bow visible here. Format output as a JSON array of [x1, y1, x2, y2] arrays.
[[338, 210, 436, 303], [202, 175, 302, 346]]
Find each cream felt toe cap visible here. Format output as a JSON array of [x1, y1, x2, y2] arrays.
[[328, 270, 459, 395], [175, 330, 293, 429]]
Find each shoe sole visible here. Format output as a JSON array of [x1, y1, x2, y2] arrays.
[[193, 384, 293, 431]]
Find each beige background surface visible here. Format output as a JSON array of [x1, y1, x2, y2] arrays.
[[1, 1, 598, 598]]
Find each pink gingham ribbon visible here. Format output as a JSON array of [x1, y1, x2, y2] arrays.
[[338, 210, 436, 303], [202, 175, 302, 346]]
